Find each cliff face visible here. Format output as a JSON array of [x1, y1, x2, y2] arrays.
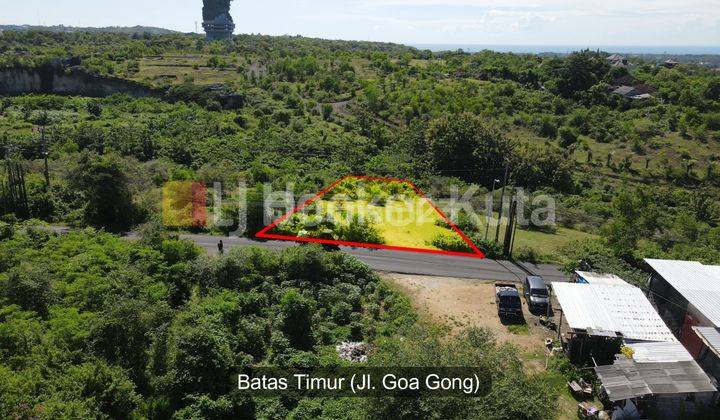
[[0, 65, 244, 109], [0, 68, 45, 93], [0, 66, 158, 97]]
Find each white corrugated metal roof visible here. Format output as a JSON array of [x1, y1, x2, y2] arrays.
[[553, 282, 677, 342], [693, 327, 720, 357], [625, 341, 694, 363], [575, 271, 630, 286], [645, 259, 720, 327], [553, 282, 617, 333]]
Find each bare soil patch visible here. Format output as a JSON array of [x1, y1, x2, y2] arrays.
[[383, 273, 556, 354]]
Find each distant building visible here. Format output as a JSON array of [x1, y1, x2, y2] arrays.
[[612, 84, 657, 100], [607, 53, 628, 67], [662, 59, 679, 68], [613, 85, 638, 97], [633, 84, 657, 95]]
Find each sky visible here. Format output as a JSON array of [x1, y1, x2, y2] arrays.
[[2, 0, 719, 47]]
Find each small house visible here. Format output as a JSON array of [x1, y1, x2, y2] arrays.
[[612, 85, 656, 100], [595, 341, 717, 419], [645, 259, 720, 384], [613, 85, 638, 97], [553, 280, 676, 364], [607, 53, 628, 66]]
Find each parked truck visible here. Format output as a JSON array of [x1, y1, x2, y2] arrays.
[[522, 276, 550, 314], [495, 283, 522, 318]]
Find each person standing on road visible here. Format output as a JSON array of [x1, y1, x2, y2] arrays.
[[218, 239, 224, 255]]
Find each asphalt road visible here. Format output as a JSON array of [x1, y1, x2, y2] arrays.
[[179, 233, 568, 282], [44, 226, 568, 282]]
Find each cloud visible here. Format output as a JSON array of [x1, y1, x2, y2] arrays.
[[353, 0, 719, 17], [322, 0, 718, 44], [294, 0, 720, 46]]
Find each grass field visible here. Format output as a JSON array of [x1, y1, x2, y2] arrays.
[[267, 177, 475, 252], [315, 197, 455, 250], [509, 126, 720, 187], [504, 223, 598, 255], [436, 204, 598, 260], [130, 55, 268, 86]]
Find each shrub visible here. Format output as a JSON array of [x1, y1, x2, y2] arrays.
[[470, 236, 504, 259], [5, 263, 54, 316], [430, 233, 473, 253], [280, 290, 315, 350], [547, 354, 582, 382], [233, 114, 248, 128], [537, 115, 558, 138], [322, 103, 333, 121], [336, 214, 385, 244], [331, 301, 353, 325], [513, 246, 550, 264], [86, 100, 103, 118], [558, 126, 579, 147], [430, 233, 504, 258]]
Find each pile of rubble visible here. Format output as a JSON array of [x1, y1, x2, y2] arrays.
[[336, 342, 371, 363]]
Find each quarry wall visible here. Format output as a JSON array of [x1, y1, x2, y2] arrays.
[[0, 65, 157, 97]]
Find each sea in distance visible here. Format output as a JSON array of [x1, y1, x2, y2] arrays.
[[411, 44, 720, 55]]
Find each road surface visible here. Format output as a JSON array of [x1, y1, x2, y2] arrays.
[[44, 226, 568, 282], [179, 233, 568, 282]]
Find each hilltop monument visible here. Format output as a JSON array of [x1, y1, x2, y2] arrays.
[[202, 0, 235, 41]]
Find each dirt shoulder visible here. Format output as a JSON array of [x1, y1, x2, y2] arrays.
[[382, 273, 557, 354]]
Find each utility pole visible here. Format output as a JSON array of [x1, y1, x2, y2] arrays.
[[484, 178, 500, 241], [494, 163, 509, 243], [510, 202, 519, 256], [503, 198, 517, 256]]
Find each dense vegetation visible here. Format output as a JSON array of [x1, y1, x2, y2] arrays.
[[0, 224, 560, 418], [0, 25, 179, 36], [1, 32, 719, 265], [1, 33, 717, 264]]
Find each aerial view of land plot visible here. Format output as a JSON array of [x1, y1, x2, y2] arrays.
[[259, 176, 483, 256], [2, 0, 720, 418]]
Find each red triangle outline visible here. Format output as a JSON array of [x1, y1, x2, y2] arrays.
[[255, 175, 486, 259]]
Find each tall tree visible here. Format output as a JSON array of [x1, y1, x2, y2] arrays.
[[555, 50, 609, 98], [71, 153, 135, 232], [422, 113, 514, 186]]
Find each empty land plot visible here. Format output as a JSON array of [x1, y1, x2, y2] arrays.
[[262, 176, 481, 256]]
